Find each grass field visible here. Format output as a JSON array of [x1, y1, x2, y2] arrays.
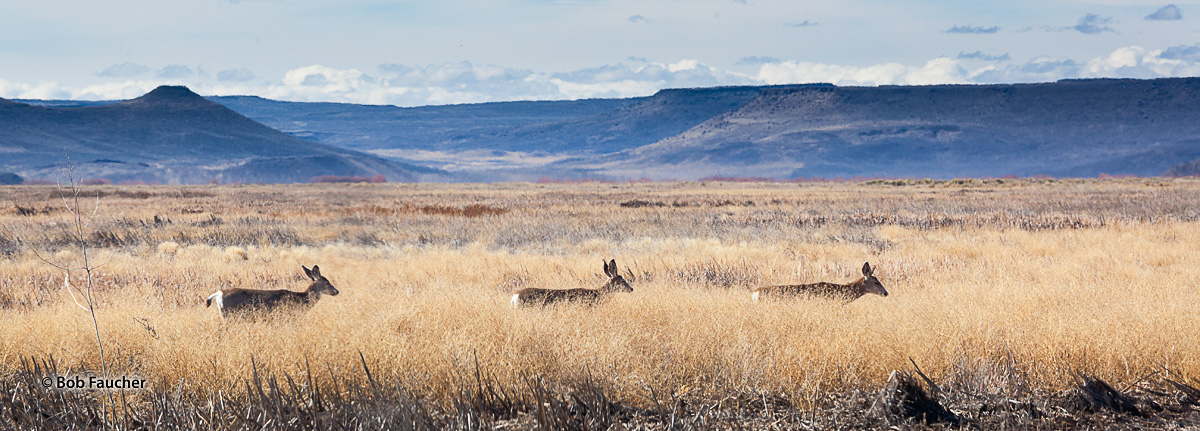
[[2, 178, 1199, 429]]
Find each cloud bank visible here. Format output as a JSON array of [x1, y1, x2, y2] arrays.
[[6, 44, 1200, 106]]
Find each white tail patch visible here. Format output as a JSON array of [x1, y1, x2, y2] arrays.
[[206, 291, 224, 318], [751, 291, 760, 302], [511, 293, 521, 309]]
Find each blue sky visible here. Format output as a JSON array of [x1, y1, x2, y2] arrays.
[[1, 0, 1198, 106]]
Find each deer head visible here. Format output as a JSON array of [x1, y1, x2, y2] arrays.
[[303, 265, 339, 298], [601, 259, 633, 293], [860, 262, 887, 297]]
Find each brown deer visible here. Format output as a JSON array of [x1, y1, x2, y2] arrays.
[[752, 262, 887, 303], [206, 265, 339, 318], [511, 259, 633, 307]]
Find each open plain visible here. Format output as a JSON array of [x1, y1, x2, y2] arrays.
[[2, 178, 1199, 429]]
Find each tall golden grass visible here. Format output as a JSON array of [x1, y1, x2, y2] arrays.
[[1, 179, 1198, 409]]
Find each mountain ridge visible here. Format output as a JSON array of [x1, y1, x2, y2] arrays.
[[10, 79, 1200, 182], [205, 78, 1200, 180], [596, 78, 1200, 179]]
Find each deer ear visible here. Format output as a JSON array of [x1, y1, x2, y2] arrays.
[[303, 266, 313, 279], [311, 265, 321, 279], [609, 259, 618, 277], [862, 262, 872, 277], [603, 260, 612, 277]]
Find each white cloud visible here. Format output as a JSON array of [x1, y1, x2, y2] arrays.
[[9, 44, 1200, 105], [757, 58, 970, 86], [970, 57, 1082, 83], [88, 82, 164, 100], [667, 59, 699, 73], [372, 60, 753, 104], [374, 62, 558, 105], [549, 79, 663, 100], [1083, 46, 1200, 78], [756, 44, 1200, 86], [0, 79, 71, 100], [970, 44, 1200, 82], [267, 65, 382, 102]]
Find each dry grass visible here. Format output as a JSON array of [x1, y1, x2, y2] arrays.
[[1, 178, 1199, 427]]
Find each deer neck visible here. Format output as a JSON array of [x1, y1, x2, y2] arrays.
[[303, 284, 324, 304], [846, 278, 868, 299], [599, 279, 623, 294]]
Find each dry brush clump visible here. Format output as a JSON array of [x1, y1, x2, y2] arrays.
[[1, 179, 1200, 429]]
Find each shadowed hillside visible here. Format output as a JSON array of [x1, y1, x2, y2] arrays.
[[579, 78, 1200, 179], [211, 86, 777, 175], [0, 86, 442, 184], [215, 79, 1200, 180], [15, 79, 1200, 182], [210, 95, 642, 153]]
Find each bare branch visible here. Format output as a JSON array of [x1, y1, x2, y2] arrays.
[[43, 152, 111, 421], [61, 272, 90, 312], [25, 244, 70, 271], [90, 248, 119, 271], [91, 190, 101, 218]]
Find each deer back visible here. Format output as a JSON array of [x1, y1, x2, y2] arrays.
[[511, 259, 632, 308], [512, 287, 603, 307], [209, 265, 339, 317], [752, 262, 887, 303], [220, 287, 312, 313]]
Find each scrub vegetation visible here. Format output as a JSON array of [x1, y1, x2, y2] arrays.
[[2, 178, 1199, 429]]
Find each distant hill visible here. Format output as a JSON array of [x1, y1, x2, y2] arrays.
[[0, 86, 443, 184], [208, 78, 1200, 180], [1166, 159, 1200, 177], [586, 79, 1200, 179], [436, 86, 765, 154], [210, 86, 777, 176], [209, 95, 643, 153], [13, 79, 1200, 182]]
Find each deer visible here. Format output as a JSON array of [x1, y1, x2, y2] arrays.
[[511, 259, 633, 307], [752, 262, 887, 303], [206, 265, 339, 318]]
